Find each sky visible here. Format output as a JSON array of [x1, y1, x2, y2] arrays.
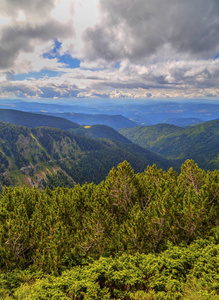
[[1, 0, 219, 103]]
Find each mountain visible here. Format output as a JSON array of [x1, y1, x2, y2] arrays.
[[0, 99, 79, 113], [0, 108, 131, 143], [162, 117, 203, 127], [0, 109, 79, 130], [45, 112, 137, 130], [122, 102, 219, 125], [0, 122, 171, 189], [0, 107, 137, 131], [119, 120, 219, 170], [71, 124, 132, 144]]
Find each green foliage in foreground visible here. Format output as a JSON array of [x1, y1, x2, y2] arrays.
[[1, 241, 219, 299], [0, 160, 218, 299]]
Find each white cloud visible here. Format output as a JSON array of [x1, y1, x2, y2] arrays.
[[0, 15, 10, 26], [51, 0, 74, 23], [2, 56, 219, 100], [13, 44, 66, 74]]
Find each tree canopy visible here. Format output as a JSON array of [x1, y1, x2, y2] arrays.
[[0, 160, 218, 299]]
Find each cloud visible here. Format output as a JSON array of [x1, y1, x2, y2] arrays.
[[2, 57, 219, 100], [0, 0, 55, 21], [1, 0, 219, 101], [0, 20, 74, 70], [82, 0, 219, 63], [0, 78, 80, 99], [0, 0, 75, 71]]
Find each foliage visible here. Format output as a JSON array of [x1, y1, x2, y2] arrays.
[[0, 160, 218, 298], [3, 241, 219, 299]]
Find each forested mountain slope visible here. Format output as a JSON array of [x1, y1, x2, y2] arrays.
[[71, 124, 132, 143], [119, 119, 219, 170], [0, 122, 171, 189]]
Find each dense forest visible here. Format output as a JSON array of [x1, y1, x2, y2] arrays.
[[0, 160, 218, 299]]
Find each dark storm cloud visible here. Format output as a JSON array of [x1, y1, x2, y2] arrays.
[[0, 0, 55, 19], [82, 0, 219, 63], [0, 20, 74, 69], [103, 82, 150, 90], [102, 80, 172, 90], [0, 0, 75, 70]]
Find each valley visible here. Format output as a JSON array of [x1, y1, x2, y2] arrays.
[[0, 102, 218, 190], [0, 101, 218, 299]]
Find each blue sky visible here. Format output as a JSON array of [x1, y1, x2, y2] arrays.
[[1, 0, 219, 102], [42, 40, 81, 69]]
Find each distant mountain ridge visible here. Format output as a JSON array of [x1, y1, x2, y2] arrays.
[[45, 112, 137, 130], [0, 108, 137, 131], [71, 124, 132, 144], [162, 117, 203, 127], [0, 109, 79, 130], [1, 99, 218, 126]]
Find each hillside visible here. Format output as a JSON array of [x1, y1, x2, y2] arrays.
[[46, 112, 137, 129], [71, 124, 132, 143], [0, 109, 79, 130], [162, 117, 203, 126], [0, 122, 171, 189], [119, 119, 219, 170]]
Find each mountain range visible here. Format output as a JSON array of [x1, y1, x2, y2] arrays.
[[0, 104, 218, 189], [45, 112, 137, 130], [1, 99, 219, 126], [0, 109, 79, 130], [0, 121, 171, 189]]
